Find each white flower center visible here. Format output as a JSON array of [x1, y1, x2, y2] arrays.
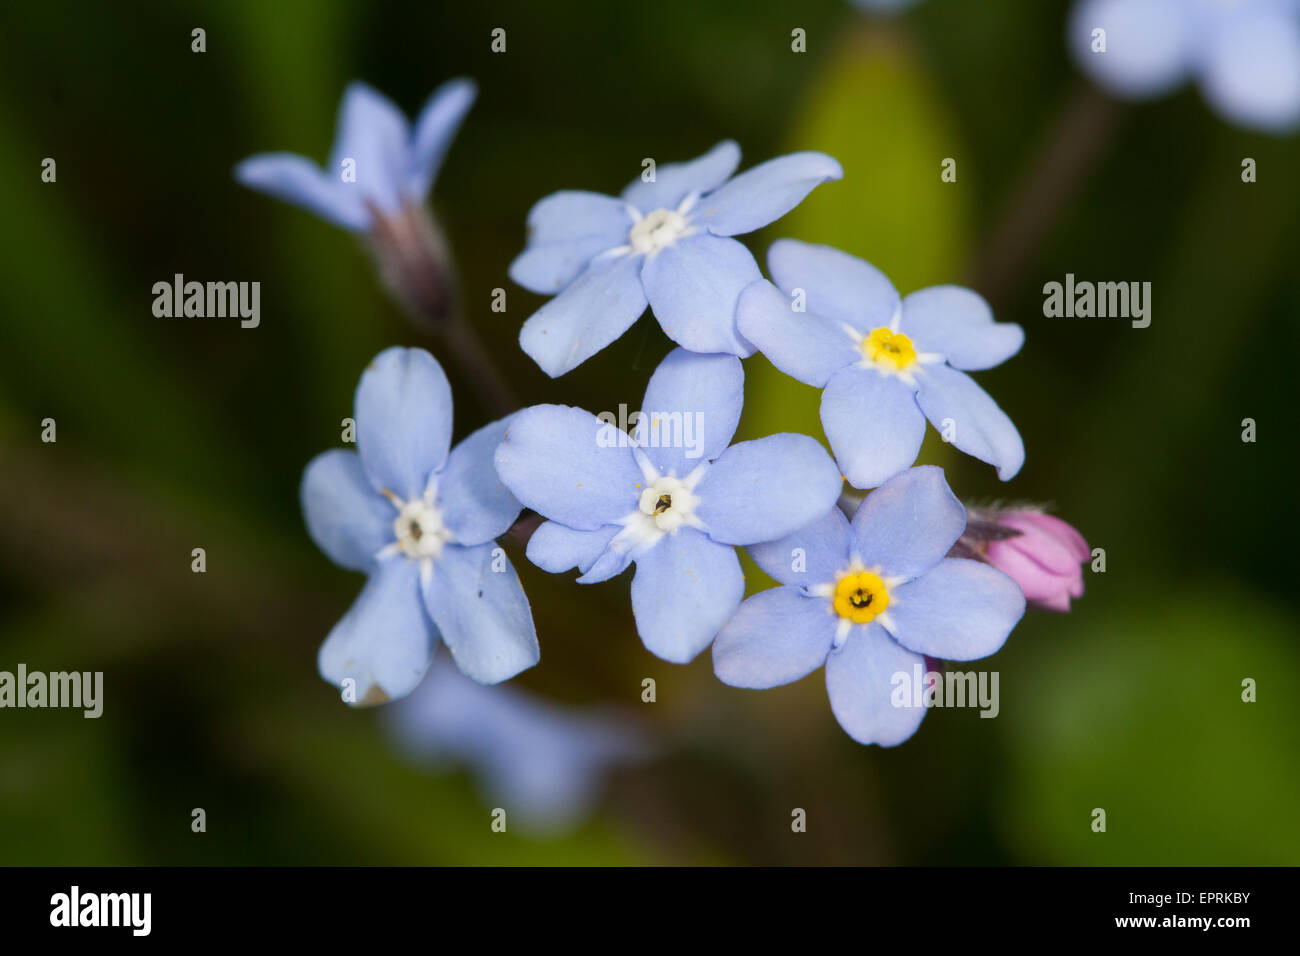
[[391, 497, 450, 560], [637, 475, 700, 533], [629, 208, 690, 255]]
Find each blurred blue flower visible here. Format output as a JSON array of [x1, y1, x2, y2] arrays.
[[302, 347, 538, 704], [234, 78, 477, 230], [1069, 0, 1300, 133], [713, 467, 1025, 747], [495, 348, 843, 663], [850, 0, 923, 14], [737, 240, 1025, 489], [386, 655, 652, 835], [509, 141, 843, 377]]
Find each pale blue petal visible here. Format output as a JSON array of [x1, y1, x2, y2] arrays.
[[914, 364, 1025, 481], [519, 251, 647, 377], [696, 434, 843, 545], [885, 558, 1025, 661], [641, 234, 758, 357], [766, 239, 900, 333], [735, 278, 858, 387], [301, 449, 394, 573], [318, 558, 435, 703], [849, 465, 965, 582], [620, 140, 741, 213], [899, 286, 1024, 371], [355, 347, 454, 500], [825, 623, 927, 747], [695, 152, 843, 237], [234, 153, 370, 231], [526, 521, 620, 576], [712, 587, 836, 688], [634, 348, 742, 476], [747, 506, 853, 590], [422, 543, 539, 684], [1068, 0, 1194, 100], [820, 364, 925, 490], [630, 527, 744, 663], [509, 191, 633, 294], [408, 77, 477, 199], [328, 81, 411, 214], [494, 404, 643, 531], [1201, 10, 1300, 133], [437, 416, 522, 547], [576, 539, 635, 584]]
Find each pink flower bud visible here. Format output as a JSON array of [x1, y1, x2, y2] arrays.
[[983, 512, 1090, 613]]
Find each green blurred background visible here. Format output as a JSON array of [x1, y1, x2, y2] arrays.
[[2, 0, 1297, 864]]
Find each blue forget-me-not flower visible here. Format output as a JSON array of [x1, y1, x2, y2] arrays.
[[302, 347, 538, 704], [509, 141, 843, 377], [494, 347, 844, 663], [1069, 0, 1300, 134], [712, 467, 1025, 746], [737, 239, 1025, 490]]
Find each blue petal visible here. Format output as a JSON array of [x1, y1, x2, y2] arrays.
[[1201, 10, 1300, 133], [356, 347, 454, 501], [422, 543, 540, 684], [641, 234, 758, 357], [301, 449, 394, 573], [1068, 0, 1193, 100], [630, 527, 744, 663], [899, 286, 1024, 371], [408, 77, 477, 199], [850, 465, 965, 582], [526, 521, 619, 575], [494, 404, 643, 531], [735, 278, 858, 387], [767, 239, 900, 333], [509, 191, 633, 294], [519, 251, 647, 377], [696, 434, 843, 545], [914, 363, 1025, 481], [620, 140, 741, 213], [712, 587, 836, 688], [747, 506, 853, 590], [318, 558, 435, 704], [820, 364, 925, 490], [695, 152, 843, 237], [635, 348, 743, 477], [437, 415, 522, 547], [234, 153, 369, 231], [328, 81, 412, 214], [575, 539, 635, 584], [824, 622, 927, 747], [885, 558, 1025, 661]]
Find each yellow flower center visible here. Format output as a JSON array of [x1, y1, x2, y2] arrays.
[[862, 327, 917, 371], [833, 571, 890, 624]]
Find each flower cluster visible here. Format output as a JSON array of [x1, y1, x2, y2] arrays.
[[240, 82, 1090, 750]]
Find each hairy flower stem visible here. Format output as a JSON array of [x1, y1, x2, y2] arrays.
[[971, 85, 1122, 307], [368, 201, 519, 418]]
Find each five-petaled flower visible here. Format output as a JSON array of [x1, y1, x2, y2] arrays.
[[737, 239, 1025, 489], [302, 347, 538, 705], [494, 347, 844, 663], [712, 467, 1025, 746], [234, 78, 477, 231], [1069, 0, 1300, 134], [509, 141, 843, 377]]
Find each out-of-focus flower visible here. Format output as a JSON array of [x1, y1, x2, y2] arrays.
[[1069, 0, 1300, 134], [713, 467, 1025, 746], [738, 239, 1025, 489], [980, 510, 1091, 613], [509, 141, 842, 377], [851, 0, 923, 13], [386, 656, 651, 835], [301, 347, 538, 704], [495, 348, 843, 663], [235, 79, 476, 320]]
